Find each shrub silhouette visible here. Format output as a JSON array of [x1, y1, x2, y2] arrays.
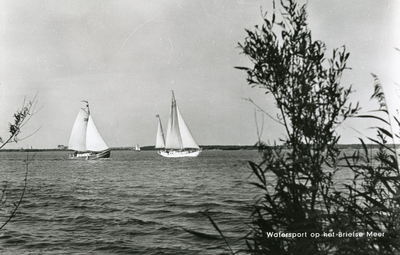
[[234, 0, 400, 254]]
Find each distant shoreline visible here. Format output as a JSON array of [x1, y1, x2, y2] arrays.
[[0, 145, 257, 152], [0, 144, 392, 152]]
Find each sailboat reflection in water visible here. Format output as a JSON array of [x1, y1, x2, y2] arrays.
[[156, 91, 201, 158], [68, 101, 111, 160]]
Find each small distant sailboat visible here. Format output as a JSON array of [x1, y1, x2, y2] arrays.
[[134, 143, 141, 151], [155, 91, 201, 158], [68, 101, 111, 160]]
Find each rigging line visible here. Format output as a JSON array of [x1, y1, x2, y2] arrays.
[[244, 98, 282, 125]]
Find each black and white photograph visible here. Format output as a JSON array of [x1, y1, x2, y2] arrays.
[[0, 0, 399, 254]]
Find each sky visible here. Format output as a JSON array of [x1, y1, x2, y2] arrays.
[[0, 0, 399, 149]]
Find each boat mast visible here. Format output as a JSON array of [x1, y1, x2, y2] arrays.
[[168, 90, 183, 149], [171, 90, 176, 104], [82, 100, 90, 115]]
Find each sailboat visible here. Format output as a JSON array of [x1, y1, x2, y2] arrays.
[[155, 91, 201, 158], [68, 101, 111, 160], [134, 143, 141, 151]]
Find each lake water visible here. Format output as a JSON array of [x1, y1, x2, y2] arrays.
[[0, 150, 261, 254]]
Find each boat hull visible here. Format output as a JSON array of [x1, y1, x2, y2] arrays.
[[158, 150, 201, 158], [69, 149, 111, 160]]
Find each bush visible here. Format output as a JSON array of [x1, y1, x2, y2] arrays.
[[235, 0, 400, 254]]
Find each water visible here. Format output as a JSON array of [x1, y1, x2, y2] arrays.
[[0, 150, 260, 254]]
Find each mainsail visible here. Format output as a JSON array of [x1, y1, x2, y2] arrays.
[[164, 92, 199, 150], [68, 109, 89, 151]]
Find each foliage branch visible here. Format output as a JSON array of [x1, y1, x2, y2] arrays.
[[0, 94, 40, 149]]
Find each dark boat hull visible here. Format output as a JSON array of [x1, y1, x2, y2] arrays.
[[69, 149, 111, 160]]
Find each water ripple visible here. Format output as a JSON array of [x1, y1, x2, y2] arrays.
[[0, 150, 260, 254]]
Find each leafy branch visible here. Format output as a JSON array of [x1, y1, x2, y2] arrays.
[[0, 93, 40, 149]]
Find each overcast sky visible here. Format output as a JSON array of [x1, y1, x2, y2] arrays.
[[1, 0, 399, 149]]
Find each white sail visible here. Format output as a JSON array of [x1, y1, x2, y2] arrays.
[[86, 115, 109, 151], [176, 106, 199, 149], [155, 117, 166, 148], [165, 94, 183, 149], [68, 109, 89, 151]]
